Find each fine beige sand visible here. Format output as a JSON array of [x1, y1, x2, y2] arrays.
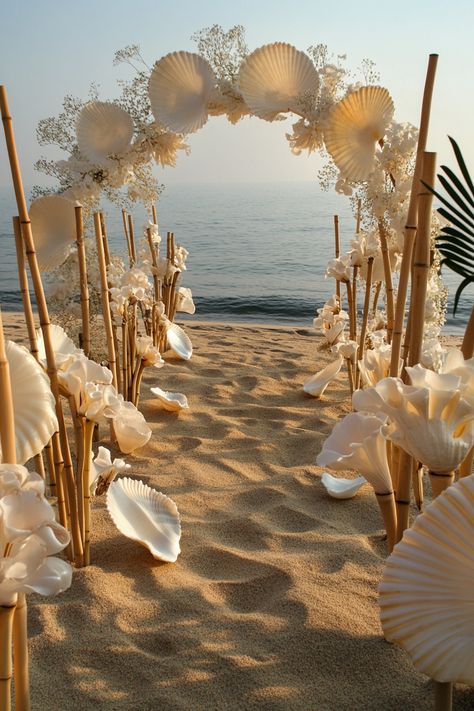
[[3, 313, 473, 710]]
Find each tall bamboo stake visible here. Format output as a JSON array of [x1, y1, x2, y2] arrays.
[[93, 213, 118, 388], [151, 204, 158, 225], [74, 206, 90, 358], [99, 212, 111, 266], [0, 308, 29, 711], [121, 209, 133, 267], [460, 313, 474, 478], [434, 681, 452, 711], [352, 266, 358, 342], [389, 54, 438, 378], [333, 215, 341, 301], [378, 220, 394, 342], [81, 419, 95, 566], [355, 198, 362, 234], [356, 257, 374, 389], [0, 85, 82, 566], [127, 214, 136, 265]]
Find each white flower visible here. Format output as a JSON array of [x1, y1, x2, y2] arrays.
[[114, 399, 152, 454], [358, 345, 393, 387], [90, 446, 131, 495], [325, 256, 350, 282], [136, 336, 165, 368], [59, 355, 120, 422], [332, 339, 358, 360]]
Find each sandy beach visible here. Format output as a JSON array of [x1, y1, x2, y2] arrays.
[[2, 313, 473, 710]]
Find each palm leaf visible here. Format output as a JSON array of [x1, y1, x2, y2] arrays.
[[424, 138, 474, 314]]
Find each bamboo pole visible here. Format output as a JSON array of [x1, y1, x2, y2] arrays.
[[345, 280, 355, 341], [81, 419, 95, 566], [406, 153, 437, 367], [127, 214, 136, 265], [429, 471, 455, 498], [151, 204, 158, 225], [0, 85, 83, 566], [372, 281, 382, 317], [0, 603, 15, 711], [352, 265, 358, 343], [93, 213, 118, 388], [375, 491, 397, 553], [378, 221, 394, 343], [99, 212, 111, 266], [356, 257, 374, 389], [459, 308, 474, 476], [0, 309, 30, 711], [434, 681, 452, 711], [334, 216, 341, 301], [121, 209, 133, 267], [12, 218, 38, 360], [355, 198, 362, 234], [74, 206, 90, 358], [389, 54, 438, 378]]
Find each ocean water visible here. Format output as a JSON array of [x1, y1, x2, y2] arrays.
[[0, 181, 472, 335]]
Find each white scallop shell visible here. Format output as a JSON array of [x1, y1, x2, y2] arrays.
[[76, 101, 134, 164], [238, 43, 319, 120], [321, 472, 367, 499], [148, 51, 216, 134], [36, 324, 82, 370], [29, 195, 77, 272], [303, 355, 343, 398], [150, 386, 189, 412], [0, 341, 58, 465], [107, 477, 181, 562], [379, 475, 474, 684], [324, 86, 394, 181], [164, 323, 193, 361]]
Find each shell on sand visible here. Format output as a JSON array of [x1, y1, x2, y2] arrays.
[[379, 475, 474, 684], [0, 341, 58, 465], [238, 43, 319, 120], [321, 472, 366, 499], [29, 195, 77, 272], [150, 387, 189, 412], [324, 86, 394, 181], [303, 355, 343, 398], [76, 101, 134, 164], [107, 477, 181, 562], [164, 323, 193, 361], [148, 51, 216, 134]]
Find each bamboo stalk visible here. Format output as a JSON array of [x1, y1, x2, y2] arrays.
[[12, 593, 30, 711], [121, 209, 133, 267], [346, 358, 354, 396], [395, 448, 413, 541], [334, 216, 340, 301], [0, 308, 16, 463], [352, 265, 358, 343], [356, 257, 374, 389], [12, 217, 38, 360], [412, 461, 424, 511], [429, 470, 454, 499], [372, 281, 382, 317], [378, 221, 394, 343], [74, 206, 90, 358], [0, 603, 15, 711], [389, 54, 438, 378], [355, 198, 362, 234], [127, 214, 136, 265], [81, 419, 95, 566], [93, 213, 118, 388], [406, 153, 437, 367], [0, 85, 83, 566], [345, 280, 355, 341], [434, 681, 452, 711], [99, 212, 111, 266], [122, 317, 129, 399], [151, 204, 158, 225], [375, 491, 397, 553]]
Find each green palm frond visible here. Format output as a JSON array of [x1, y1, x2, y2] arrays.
[[423, 136, 474, 315]]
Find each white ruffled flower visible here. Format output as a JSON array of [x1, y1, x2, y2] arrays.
[[136, 336, 165, 368], [90, 446, 131, 495]]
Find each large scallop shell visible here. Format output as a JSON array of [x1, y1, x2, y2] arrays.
[[324, 86, 394, 181], [150, 386, 189, 412], [303, 355, 343, 398], [148, 51, 216, 134], [164, 323, 193, 361], [0, 341, 58, 465], [321, 472, 366, 499], [29, 195, 77, 272], [107, 477, 181, 562], [379, 475, 474, 684], [238, 43, 319, 120], [76, 101, 134, 164]]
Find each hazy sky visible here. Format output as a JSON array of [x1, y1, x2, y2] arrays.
[[1, 0, 473, 190]]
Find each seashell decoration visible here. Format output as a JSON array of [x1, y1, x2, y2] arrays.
[[76, 101, 134, 164], [238, 43, 319, 120], [303, 355, 343, 398], [321, 472, 367, 499], [175, 287, 196, 315], [150, 386, 189, 412], [324, 86, 394, 181], [113, 400, 152, 454], [164, 322, 193, 361], [148, 51, 216, 134], [36, 323, 82, 370], [107, 477, 181, 562], [0, 341, 58, 465], [379, 475, 474, 684], [29, 195, 77, 272]]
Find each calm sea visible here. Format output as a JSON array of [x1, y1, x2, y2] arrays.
[[0, 181, 471, 335]]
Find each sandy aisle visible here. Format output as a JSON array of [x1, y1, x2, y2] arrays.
[[3, 314, 473, 710]]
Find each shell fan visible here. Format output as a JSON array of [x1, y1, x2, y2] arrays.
[[380, 475, 474, 684], [238, 42, 319, 120], [107, 477, 181, 562], [148, 51, 216, 134], [76, 101, 134, 165], [324, 86, 394, 181]]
